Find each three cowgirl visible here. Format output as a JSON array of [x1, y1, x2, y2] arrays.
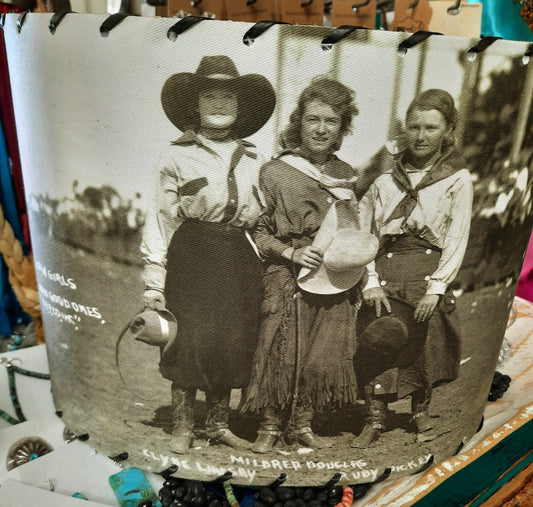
[[142, 54, 472, 453]]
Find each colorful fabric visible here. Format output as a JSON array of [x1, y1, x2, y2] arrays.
[[517, 234, 533, 301], [0, 13, 28, 250], [467, 0, 533, 41], [0, 121, 28, 335], [0, 17, 30, 335]]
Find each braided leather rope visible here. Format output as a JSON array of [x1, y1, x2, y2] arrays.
[[0, 205, 43, 343]]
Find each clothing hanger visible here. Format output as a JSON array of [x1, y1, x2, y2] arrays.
[[447, 0, 461, 15], [376, 0, 395, 12], [352, 0, 371, 12]]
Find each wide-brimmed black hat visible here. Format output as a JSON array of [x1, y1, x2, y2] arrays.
[[355, 297, 428, 379], [161, 55, 276, 139]]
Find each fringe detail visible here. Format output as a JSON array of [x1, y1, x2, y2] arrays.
[[241, 263, 360, 414], [243, 359, 358, 413], [240, 268, 296, 413], [299, 360, 359, 411]]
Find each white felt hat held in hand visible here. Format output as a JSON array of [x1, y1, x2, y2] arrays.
[[297, 199, 379, 295]]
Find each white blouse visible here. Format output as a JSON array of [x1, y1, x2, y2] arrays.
[[359, 166, 473, 295], [141, 130, 265, 291]]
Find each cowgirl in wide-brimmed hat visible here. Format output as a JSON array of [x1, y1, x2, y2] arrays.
[[140, 55, 275, 454]]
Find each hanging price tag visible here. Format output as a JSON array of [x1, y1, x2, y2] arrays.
[[278, 0, 324, 25], [391, 0, 433, 32], [331, 0, 377, 29], [428, 1, 482, 38], [226, 0, 278, 22]]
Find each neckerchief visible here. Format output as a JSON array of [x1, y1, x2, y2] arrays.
[[278, 151, 357, 201], [384, 146, 466, 227]]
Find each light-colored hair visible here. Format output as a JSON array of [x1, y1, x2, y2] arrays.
[[280, 76, 359, 151]]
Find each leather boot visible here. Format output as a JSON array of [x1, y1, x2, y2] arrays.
[[206, 391, 252, 450], [413, 408, 437, 442], [292, 407, 330, 449], [211, 428, 253, 450], [252, 430, 281, 453], [294, 426, 327, 448], [412, 388, 436, 443], [169, 384, 195, 454], [351, 391, 386, 448], [251, 406, 281, 454]]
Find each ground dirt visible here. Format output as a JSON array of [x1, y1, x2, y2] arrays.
[[36, 236, 516, 486]]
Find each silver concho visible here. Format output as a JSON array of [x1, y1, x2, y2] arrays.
[[6, 437, 53, 471]]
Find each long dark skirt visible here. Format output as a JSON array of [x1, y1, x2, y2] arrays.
[[366, 235, 462, 399], [241, 262, 360, 413], [160, 220, 263, 392]]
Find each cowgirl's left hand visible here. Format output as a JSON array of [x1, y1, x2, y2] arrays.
[[414, 294, 440, 322]]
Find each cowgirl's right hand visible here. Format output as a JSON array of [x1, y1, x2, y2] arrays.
[[363, 287, 391, 318], [292, 245, 324, 269], [143, 289, 166, 311]]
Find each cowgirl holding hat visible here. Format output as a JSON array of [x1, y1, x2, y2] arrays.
[[241, 77, 370, 453], [354, 89, 473, 447], [141, 55, 275, 454]]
